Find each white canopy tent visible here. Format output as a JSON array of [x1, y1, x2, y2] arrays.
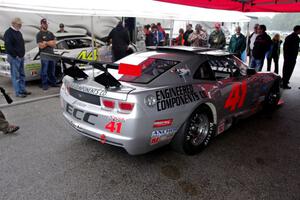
[[0, 0, 250, 22]]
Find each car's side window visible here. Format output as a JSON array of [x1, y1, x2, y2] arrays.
[[193, 60, 216, 81], [207, 56, 243, 79], [56, 41, 68, 50]]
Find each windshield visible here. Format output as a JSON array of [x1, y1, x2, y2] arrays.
[[119, 58, 179, 84]]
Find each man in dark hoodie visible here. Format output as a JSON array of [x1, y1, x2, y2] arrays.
[[250, 24, 272, 71], [4, 17, 31, 97], [108, 21, 130, 61], [281, 25, 300, 89]]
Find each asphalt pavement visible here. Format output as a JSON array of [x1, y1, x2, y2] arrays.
[[0, 57, 300, 200]]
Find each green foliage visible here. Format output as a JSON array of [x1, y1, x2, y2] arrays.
[[258, 13, 300, 31]]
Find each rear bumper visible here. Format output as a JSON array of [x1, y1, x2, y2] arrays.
[[60, 90, 173, 155]]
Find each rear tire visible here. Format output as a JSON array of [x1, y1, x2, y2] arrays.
[[55, 62, 64, 84], [264, 81, 281, 110], [171, 106, 215, 155]]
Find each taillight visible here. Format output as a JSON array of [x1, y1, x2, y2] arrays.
[[119, 102, 135, 112], [102, 99, 115, 110], [153, 119, 173, 128], [101, 98, 134, 113]]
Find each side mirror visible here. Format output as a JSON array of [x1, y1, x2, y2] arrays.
[[247, 68, 256, 75]]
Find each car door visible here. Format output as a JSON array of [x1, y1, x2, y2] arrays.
[[209, 56, 252, 120]]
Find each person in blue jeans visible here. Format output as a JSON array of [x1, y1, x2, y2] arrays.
[[4, 17, 31, 97], [250, 24, 272, 72], [36, 18, 58, 90]]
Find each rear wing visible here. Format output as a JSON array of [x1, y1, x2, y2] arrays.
[[41, 53, 120, 88]]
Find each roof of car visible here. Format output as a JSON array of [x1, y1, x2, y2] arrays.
[[54, 33, 88, 39], [147, 46, 232, 56]]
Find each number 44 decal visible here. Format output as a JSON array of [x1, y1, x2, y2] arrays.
[[105, 121, 122, 134], [224, 80, 247, 112]]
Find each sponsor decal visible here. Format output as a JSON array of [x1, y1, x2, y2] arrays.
[[153, 119, 173, 128], [104, 115, 126, 123], [105, 121, 122, 134], [69, 82, 107, 96], [66, 103, 98, 125], [224, 81, 247, 112], [150, 128, 177, 145], [77, 49, 98, 61], [31, 70, 38, 76], [155, 85, 201, 111], [25, 63, 41, 70], [217, 120, 225, 134], [100, 134, 106, 144]]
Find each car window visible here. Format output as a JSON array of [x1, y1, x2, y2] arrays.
[[193, 60, 216, 81], [65, 39, 92, 49], [119, 58, 179, 84], [207, 56, 243, 79], [56, 41, 68, 49]]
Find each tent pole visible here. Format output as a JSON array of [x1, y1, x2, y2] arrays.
[[246, 21, 250, 65], [169, 19, 174, 46], [91, 15, 95, 79]]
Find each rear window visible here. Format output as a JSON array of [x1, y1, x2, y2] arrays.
[[119, 58, 179, 84]]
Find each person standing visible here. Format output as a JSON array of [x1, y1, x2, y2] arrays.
[[250, 24, 272, 72], [228, 26, 246, 60], [0, 110, 19, 134], [157, 22, 166, 44], [281, 25, 300, 89], [267, 33, 282, 74], [248, 24, 259, 65], [175, 28, 185, 46], [56, 23, 67, 33], [183, 24, 193, 46], [108, 21, 130, 61], [209, 23, 226, 49], [188, 24, 208, 47], [36, 18, 58, 90], [151, 25, 164, 46], [143, 24, 154, 46], [4, 17, 31, 97]]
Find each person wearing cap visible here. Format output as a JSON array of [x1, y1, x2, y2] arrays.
[[36, 18, 58, 90], [57, 23, 67, 33], [209, 23, 226, 49], [228, 26, 246, 60], [4, 17, 31, 98], [183, 24, 193, 46]]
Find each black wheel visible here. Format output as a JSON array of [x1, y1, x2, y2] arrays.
[[171, 106, 215, 155], [264, 82, 281, 110], [55, 62, 64, 84]]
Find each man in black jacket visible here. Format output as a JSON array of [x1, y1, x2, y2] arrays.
[[108, 21, 130, 61], [183, 24, 193, 46], [281, 25, 300, 89], [4, 17, 31, 97], [250, 25, 272, 71]]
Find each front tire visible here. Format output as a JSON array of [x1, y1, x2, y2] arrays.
[[171, 106, 215, 155]]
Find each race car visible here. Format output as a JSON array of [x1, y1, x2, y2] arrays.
[[57, 46, 281, 155], [0, 33, 136, 82]]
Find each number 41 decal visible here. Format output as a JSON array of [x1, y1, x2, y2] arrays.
[[105, 121, 122, 134], [224, 80, 247, 112]]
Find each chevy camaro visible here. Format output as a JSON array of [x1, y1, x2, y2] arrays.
[[55, 46, 281, 155], [0, 33, 136, 82]]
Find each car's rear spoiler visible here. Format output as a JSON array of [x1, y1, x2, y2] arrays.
[[41, 53, 121, 89]]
